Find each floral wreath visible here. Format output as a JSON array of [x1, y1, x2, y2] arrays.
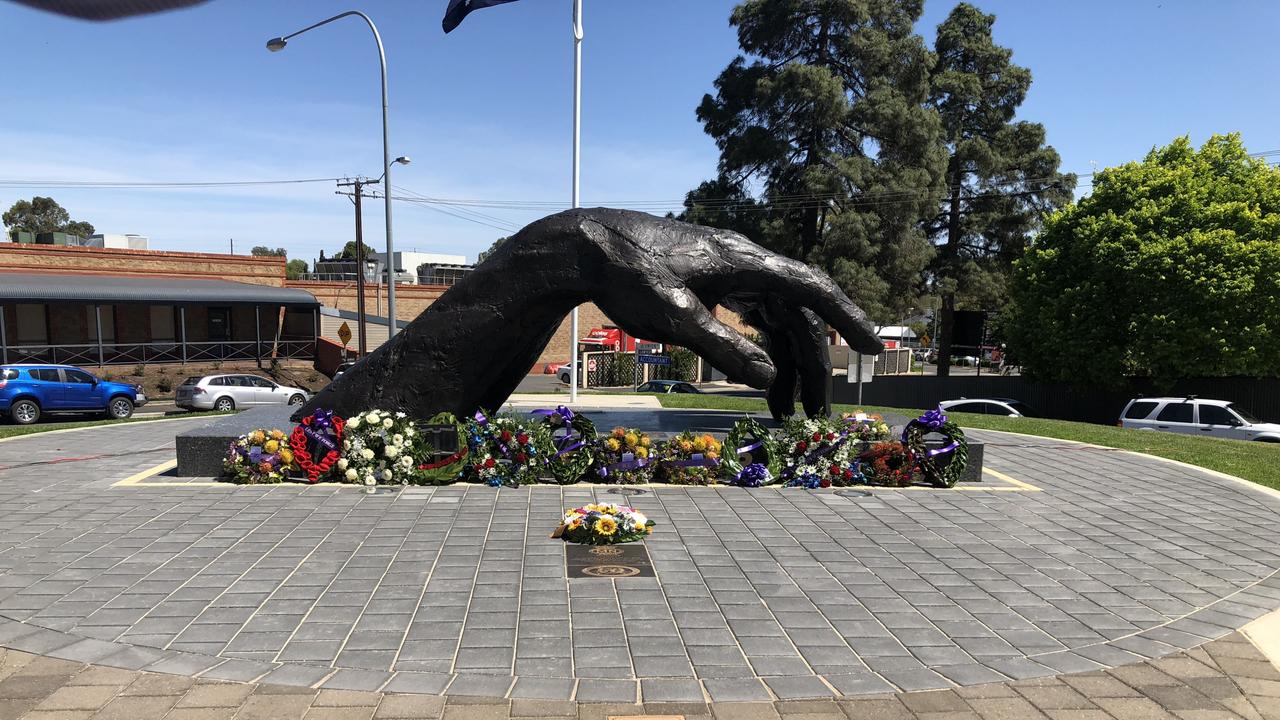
[[859, 440, 916, 487], [412, 412, 469, 485], [533, 406, 598, 484], [224, 428, 294, 484], [338, 409, 418, 486], [840, 411, 893, 449], [901, 407, 969, 488], [596, 426, 654, 484], [464, 411, 550, 487], [289, 409, 345, 483], [558, 502, 654, 545], [656, 431, 722, 485], [779, 416, 859, 488], [722, 416, 781, 484]]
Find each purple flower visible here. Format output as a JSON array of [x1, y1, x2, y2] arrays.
[[734, 463, 771, 488]]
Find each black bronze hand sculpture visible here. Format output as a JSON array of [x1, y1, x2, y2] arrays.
[[297, 209, 883, 422]]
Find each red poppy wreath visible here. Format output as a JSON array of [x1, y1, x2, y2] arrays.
[[290, 409, 346, 482]]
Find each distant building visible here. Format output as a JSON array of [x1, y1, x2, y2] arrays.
[[86, 233, 149, 250], [417, 263, 473, 287]]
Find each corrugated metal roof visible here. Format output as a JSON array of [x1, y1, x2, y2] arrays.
[[0, 273, 319, 307]]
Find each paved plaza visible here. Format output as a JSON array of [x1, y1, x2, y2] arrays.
[[0, 417, 1278, 718]]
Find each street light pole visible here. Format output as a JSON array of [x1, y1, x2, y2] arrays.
[[569, 0, 583, 404], [267, 9, 399, 338]]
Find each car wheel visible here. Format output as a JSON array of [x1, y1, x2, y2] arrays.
[[559, 373, 570, 385], [10, 399, 39, 425], [108, 397, 134, 419], [288, 394, 306, 406], [214, 397, 235, 412]]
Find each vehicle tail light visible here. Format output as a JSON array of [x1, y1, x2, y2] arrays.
[[192, 387, 205, 395], [0, 381, 7, 389]]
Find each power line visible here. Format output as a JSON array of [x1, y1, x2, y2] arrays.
[[0, 177, 339, 189]]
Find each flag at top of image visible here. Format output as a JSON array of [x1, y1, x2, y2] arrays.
[[443, 0, 521, 33]]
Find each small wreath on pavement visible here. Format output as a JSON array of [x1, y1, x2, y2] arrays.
[[858, 441, 916, 487], [289, 409, 345, 483], [902, 407, 969, 488]]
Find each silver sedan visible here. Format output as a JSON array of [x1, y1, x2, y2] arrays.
[[176, 374, 310, 412]]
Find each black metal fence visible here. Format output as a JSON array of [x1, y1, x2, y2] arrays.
[[832, 374, 1280, 424]]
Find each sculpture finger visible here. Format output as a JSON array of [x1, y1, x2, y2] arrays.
[[705, 239, 883, 354], [774, 303, 832, 418], [737, 306, 799, 419], [594, 288, 775, 388]]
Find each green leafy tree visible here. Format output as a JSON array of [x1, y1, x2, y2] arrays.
[[476, 236, 508, 264], [336, 241, 377, 260], [3, 196, 95, 237], [286, 259, 308, 280], [250, 246, 287, 257], [690, 0, 947, 322], [925, 3, 1073, 375], [1007, 134, 1280, 386]]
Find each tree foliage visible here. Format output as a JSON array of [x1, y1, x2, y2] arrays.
[[1007, 135, 1280, 386], [251, 246, 287, 257], [924, 3, 1073, 374], [689, 0, 946, 322], [335, 241, 377, 260], [286, 259, 308, 280], [2, 196, 95, 237], [476, 236, 508, 264]]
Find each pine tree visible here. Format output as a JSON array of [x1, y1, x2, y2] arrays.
[[925, 3, 1073, 375], [692, 0, 947, 322]]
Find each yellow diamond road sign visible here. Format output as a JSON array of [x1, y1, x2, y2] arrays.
[[338, 321, 352, 347]]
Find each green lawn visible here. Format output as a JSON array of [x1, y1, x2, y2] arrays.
[[656, 394, 1280, 491], [0, 412, 222, 441]]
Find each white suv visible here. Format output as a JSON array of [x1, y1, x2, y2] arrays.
[[1119, 397, 1280, 441]]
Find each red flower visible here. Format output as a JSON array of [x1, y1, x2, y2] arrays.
[[820, 478, 832, 488], [825, 432, 836, 441], [500, 430, 512, 442], [829, 464, 840, 475], [472, 464, 482, 473], [811, 432, 821, 442], [844, 469, 854, 479], [515, 453, 528, 464], [795, 441, 808, 452], [516, 433, 529, 445], [484, 458, 496, 468]]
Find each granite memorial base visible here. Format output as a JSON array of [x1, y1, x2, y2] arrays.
[[174, 407, 297, 477]]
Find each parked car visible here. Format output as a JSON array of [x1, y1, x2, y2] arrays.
[[636, 380, 701, 394], [1119, 397, 1280, 441], [175, 374, 309, 412], [939, 397, 1036, 417], [552, 362, 577, 385], [0, 364, 146, 425]]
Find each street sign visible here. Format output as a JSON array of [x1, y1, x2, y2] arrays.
[[636, 341, 662, 354], [638, 354, 671, 365], [588, 359, 598, 372], [338, 321, 352, 347]]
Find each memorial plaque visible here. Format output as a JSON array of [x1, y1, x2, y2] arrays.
[[566, 543, 655, 578]]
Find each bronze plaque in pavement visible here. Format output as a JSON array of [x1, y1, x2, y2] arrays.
[[566, 542, 654, 578]]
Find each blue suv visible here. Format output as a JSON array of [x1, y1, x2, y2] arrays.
[[0, 364, 147, 425]]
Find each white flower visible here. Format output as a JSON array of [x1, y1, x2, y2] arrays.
[[406, 427, 416, 436], [399, 455, 413, 468], [364, 474, 376, 486], [361, 448, 375, 460], [381, 469, 393, 480], [383, 418, 394, 429], [366, 412, 380, 424], [395, 412, 406, 419], [392, 434, 404, 446], [347, 417, 360, 429], [337, 458, 349, 470], [384, 445, 400, 459], [345, 469, 358, 481]]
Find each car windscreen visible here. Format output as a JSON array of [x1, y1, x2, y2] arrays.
[[1228, 404, 1259, 423]]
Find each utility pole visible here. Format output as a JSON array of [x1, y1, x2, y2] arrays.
[[336, 178, 374, 355], [230, 238, 234, 255]]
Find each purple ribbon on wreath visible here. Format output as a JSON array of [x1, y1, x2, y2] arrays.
[[531, 406, 586, 457], [735, 439, 764, 456], [300, 409, 339, 453], [598, 452, 647, 478], [733, 463, 771, 487], [902, 407, 959, 459]]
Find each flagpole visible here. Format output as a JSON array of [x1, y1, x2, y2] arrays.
[[569, 0, 582, 404]]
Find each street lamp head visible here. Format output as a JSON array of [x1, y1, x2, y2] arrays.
[[266, 37, 288, 52], [393, 156, 411, 166]]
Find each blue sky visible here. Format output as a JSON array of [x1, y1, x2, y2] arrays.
[[1, 0, 1277, 264]]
